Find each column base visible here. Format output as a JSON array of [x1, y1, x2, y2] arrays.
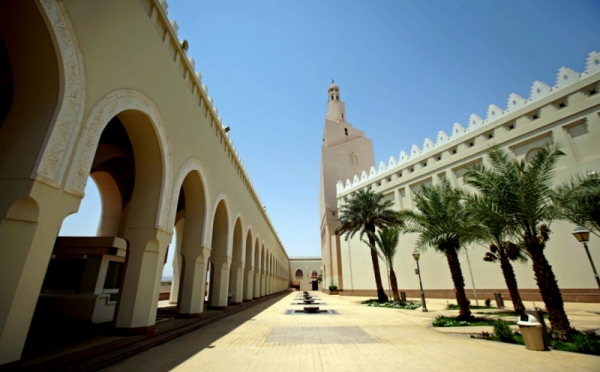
[[232, 302, 242, 305], [207, 306, 227, 310], [243, 299, 252, 302]]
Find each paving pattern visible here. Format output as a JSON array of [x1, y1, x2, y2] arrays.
[[266, 326, 376, 344], [102, 292, 600, 371]]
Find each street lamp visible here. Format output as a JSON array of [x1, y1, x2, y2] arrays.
[[572, 226, 600, 289], [412, 249, 428, 312]]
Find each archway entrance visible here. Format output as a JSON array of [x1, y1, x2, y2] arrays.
[[208, 200, 230, 309], [21, 101, 169, 361]]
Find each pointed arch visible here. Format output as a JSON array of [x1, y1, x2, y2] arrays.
[[65, 89, 173, 230]]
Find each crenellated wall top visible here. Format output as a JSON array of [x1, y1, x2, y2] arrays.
[[336, 51, 600, 195]]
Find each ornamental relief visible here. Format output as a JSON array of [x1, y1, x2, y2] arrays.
[[35, 0, 85, 187], [65, 90, 173, 231]]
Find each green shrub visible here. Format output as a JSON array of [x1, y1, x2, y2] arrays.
[[485, 299, 491, 307], [572, 331, 600, 355], [362, 299, 422, 310], [493, 320, 515, 343], [328, 285, 338, 291]]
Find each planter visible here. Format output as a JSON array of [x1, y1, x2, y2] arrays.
[[329, 290, 339, 295]]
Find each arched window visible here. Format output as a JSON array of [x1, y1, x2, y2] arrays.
[[336, 95, 339, 100], [295, 269, 303, 278], [311, 270, 318, 278], [344, 128, 348, 135]]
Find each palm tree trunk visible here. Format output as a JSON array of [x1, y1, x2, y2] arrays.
[[445, 247, 471, 319], [528, 242, 571, 340], [498, 252, 525, 314], [366, 224, 389, 303], [389, 268, 400, 303]]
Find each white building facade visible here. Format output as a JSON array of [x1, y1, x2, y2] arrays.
[[330, 51, 600, 302]]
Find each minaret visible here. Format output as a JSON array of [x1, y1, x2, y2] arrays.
[[318, 82, 375, 290]]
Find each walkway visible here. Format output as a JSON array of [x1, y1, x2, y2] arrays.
[[102, 292, 600, 371]]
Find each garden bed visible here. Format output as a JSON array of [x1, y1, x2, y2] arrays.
[[471, 320, 600, 356], [362, 299, 422, 310], [433, 315, 516, 327]]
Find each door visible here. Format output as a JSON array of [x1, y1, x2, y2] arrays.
[[312, 280, 318, 290]]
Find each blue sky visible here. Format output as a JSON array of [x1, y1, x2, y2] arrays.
[[60, 0, 600, 275]]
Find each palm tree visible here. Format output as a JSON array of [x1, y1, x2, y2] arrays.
[[363, 227, 402, 303], [398, 180, 477, 319], [336, 189, 401, 303], [464, 193, 527, 314], [465, 144, 572, 339], [554, 172, 600, 236]]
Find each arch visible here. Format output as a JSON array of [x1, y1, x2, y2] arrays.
[[65, 89, 173, 230], [252, 236, 261, 299], [168, 158, 210, 234], [295, 268, 304, 278], [208, 198, 230, 307], [243, 226, 254, 300], [231, 210, 244, 256], [208, 191, 231, 250], [228, 216, 244, 303], [34, 0, 86, 186], [525, 147, 542, 162]]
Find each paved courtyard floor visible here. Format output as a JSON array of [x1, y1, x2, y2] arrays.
[[102, 292, 600, 371]]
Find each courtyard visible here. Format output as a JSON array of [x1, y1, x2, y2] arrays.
[[103, 292, 600, 371]]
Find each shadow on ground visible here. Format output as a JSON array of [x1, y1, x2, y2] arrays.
[[104, 295, 285, 371]]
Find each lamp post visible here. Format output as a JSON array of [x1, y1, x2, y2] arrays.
[[572, 226, 600, 290], [412, 249, 428, 312]]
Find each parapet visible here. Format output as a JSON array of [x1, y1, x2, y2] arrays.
[[336, 50, 600, 195]]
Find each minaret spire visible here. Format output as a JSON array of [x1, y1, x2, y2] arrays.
[[326, 81, 346, 122]]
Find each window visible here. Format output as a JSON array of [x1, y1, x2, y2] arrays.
[[295, 269, 304, 278], [341, 113, 344, 119], [344, 128, 348, 135], [336, 95, 339, 100], [311, 270, 318, 278]]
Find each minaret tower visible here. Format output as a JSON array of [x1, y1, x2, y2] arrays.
[[318, 81, 375, 290]]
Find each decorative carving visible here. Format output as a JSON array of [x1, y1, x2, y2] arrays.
[[35, 0, 85, 187], [65, 90, 173, 230]]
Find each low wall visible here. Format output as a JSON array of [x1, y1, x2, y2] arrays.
[[339, 288, 600, 303]]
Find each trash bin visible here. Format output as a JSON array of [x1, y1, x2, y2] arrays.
[[517, 314, 547, 351]]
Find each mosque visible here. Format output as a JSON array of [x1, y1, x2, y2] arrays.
[[0, 0, 598, 368], [319, 53, 600, 302]]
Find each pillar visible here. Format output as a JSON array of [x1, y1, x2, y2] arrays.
[[208, 256, 231, 309], [169, 218, 184, 304], [115, 228, 171, 334], [253, 269, 261, 299], [243, 266, 254, 301], [176, 246, 210, 318], [0, 181, 80, 364], [229, 262, 244, 305]]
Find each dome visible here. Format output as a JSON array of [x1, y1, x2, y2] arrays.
[[328, 81, 339, 92]]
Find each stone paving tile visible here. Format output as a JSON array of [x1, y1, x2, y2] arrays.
[[102, 292, 600, 372]]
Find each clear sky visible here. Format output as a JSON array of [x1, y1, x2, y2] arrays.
[[60, 0, 600, 276]]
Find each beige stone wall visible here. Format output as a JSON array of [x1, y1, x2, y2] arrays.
[[0, 0, 289, 364], [336, 54, 600, 300]]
